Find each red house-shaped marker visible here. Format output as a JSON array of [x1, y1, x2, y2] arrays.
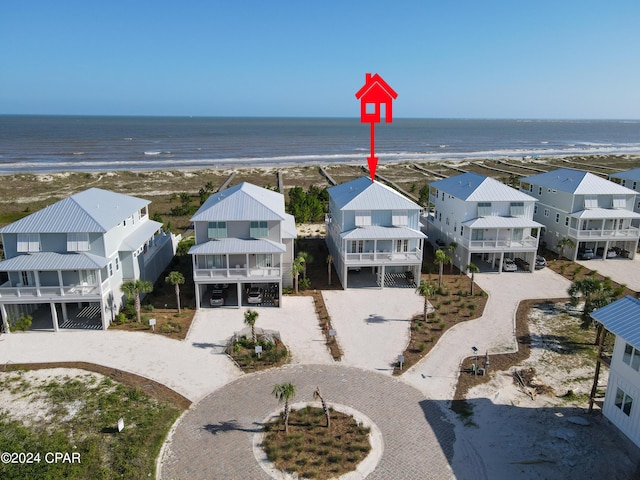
[[355, 73, 398, 124]]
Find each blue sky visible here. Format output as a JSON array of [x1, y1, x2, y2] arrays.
[[2, 1, 639, 118]]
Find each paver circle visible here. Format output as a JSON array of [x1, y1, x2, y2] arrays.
[[159, 364, 455, 479]]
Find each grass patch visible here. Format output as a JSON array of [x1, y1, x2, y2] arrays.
[[0, 370, 182, 480], [227, 337, 289, 372], [262, 406, 370, 479]]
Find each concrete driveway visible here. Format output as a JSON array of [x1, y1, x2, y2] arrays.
[[576, 255, 640, 292], [403, 267, 573, 400], [322, 288, 423, 373]]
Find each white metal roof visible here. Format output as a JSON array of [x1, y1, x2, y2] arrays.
[[191, 182, 286, 222], [329, 177, 421, 211], [609, 168, 640, 182], [282, 214, 297, 239], [188, 238, 286, 255], [570, 208, 640, 219], [340, 226, 426, 240], [0, 252, 108, 272], [431, 172, 537, 202], [119, 220, 163, 251], [461, 216, 543, 229], [591, 296, 640, 349], [0, 188, 150, 234], [523, 168, 637, 195]]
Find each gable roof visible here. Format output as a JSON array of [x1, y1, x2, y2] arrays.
[[591, 296, 640, 349], [355, 73, 398, 100], [522, 168, 636, 195], [0, 188, 150, 234], [431, 172, 537, 202], [609, 168, 640, 182], [329, 177, 421, 211], [191, 182, 286, 222]]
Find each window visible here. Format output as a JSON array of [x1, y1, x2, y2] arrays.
[[542, 208, 549, 217], [446, 217, 450, 225], [477, 202, 492, 217], [612, 196, 626, 208], [351, 240, 364, 253], [21, 271, 30, 286], [115, 257, 120, 271], [622, 343, 640, 371], [256, 254, 272, 268], [17, 233, 40, 252], [584, 195, 597, 209], [555, 213, 560, 223], [512, 228, 523, 241], [510, 202, 525, 217], [395, 239, 408, 253], [634, 181, 637, 190], [538, 186, 543, 195], [207, 221, 227, 239], [365, 103, 376, 114], [534, 205, 538, 215], [565, 216, 569, 227], [67, 233, 90, 252], [471, 230, 484, 241], [615, 388, 633, 416], [460, 226, 464, 236], [355, 211, 371, 227], [392, 210, 408, 227], [442, 192, 445, 201], [250, 221, 268, 238], [205, 255, 224, 269], [438, 213, 442, 222], [108, 263, 113, 277]]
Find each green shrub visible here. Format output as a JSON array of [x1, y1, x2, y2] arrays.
[[9, 314, 32, 332]]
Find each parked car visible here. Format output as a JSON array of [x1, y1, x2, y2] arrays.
[[209, 290, 225, 307], [514, 257, 530, 271], [577, 248, 594, 260], [247, 287, 263, 304], [503, 258, 517, 272], [596, 247, 617, 258], [213, 283, 229, 290], [535, 255, 547, 269]]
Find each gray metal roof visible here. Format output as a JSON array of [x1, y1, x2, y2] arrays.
[[0, 252, 108, 272], [120, 220, 163, 251], [191, 182, 286, 222], [570, 208, 640, 219], [0, 188, 150, 234], [591, 296, 640, 349], [461, 216, 543, 228], [329, 177, 421, 211], [282, 214, 297, 239], [340, 226, 426, 240], [431, 172, 537, 202], [188, 238, 286, 255], [523, 168, 637, 195], [610, 168, 640, 182]]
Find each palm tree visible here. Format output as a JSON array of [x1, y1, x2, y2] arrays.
[[165, 271, 185, 314], [272, 382, 297, 433], [326, 254, 334, 286], [568, 277, 615, 329], [121, 280, 154, 323], [291, 255, 305, 294], [446, 242, 458, 274], [244, 309, 259, 343], [466, 263, 480, 295], [313, 386, 330, 428], [434, 249, 450, 287], [298, 251, 314, 280], [416, 279, 437, 320], [557, 237, 576, 260]]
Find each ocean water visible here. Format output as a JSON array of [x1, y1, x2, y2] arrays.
[[0, 115, 639, 174]]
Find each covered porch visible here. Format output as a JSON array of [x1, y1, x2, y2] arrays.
[[568, 209, 640, 260]]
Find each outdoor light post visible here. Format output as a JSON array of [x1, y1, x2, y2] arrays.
[[472, 346, 478, 376]]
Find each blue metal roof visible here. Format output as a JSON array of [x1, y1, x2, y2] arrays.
[[591, 296, 640, 349], [610, 168, 640, 182], [431, 172, 536, 202], [522, 168, 636, 195]]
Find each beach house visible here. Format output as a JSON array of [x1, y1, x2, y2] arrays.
[[520, 168, 640, 261], [325, 177, 426, 288], [590, 296, 640, 448], [609, 168, 640, 214], [425, 172, 541, 273], [0, 188, 175, 332], [188, 182, 296, 308]]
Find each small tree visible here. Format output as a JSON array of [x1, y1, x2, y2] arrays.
[[446, 242, 458, 274], [557, 237, 576, 260], [291, 255, 305, 294], [121, 280, 154, 323], [313, 386, 330, 428], [326, 254, 334, 286], [272, 382, 297, 433], [416, 279, 437, 320], [165, 271, 185, 314], [568, 277, 615, 330], [244, 309, 259, 343], [298, 251, 314, 280], [466, 263, 480, 295], [434, 249, 450, 287]]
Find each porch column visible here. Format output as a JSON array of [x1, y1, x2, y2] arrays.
[[61, 303, 69, 322], [603, 240, 610, 261], [343, 262, 348, 289], [0, 304, 10, 334], [195, 284, 201, 309], [236, 282, 242, 309], [50, 302, 59, 332], [380, 265, 385, 288], [34, 271, 41, 297], [100, 299, 108, 330], [631, 238, 639, 260], [373, 239, 378, 261], [278, 281, 283, 308], [498, 252, 505, 273], [57, 270, 64, 295], [192, 254, 197, 278]]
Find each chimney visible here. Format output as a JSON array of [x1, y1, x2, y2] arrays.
[[366, 73, 372, 83]]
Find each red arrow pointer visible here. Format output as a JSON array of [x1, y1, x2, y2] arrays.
[[367, 122, 377, 182]]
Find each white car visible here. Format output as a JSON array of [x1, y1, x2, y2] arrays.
[[247, 287, 263, 304], [503, 258, 517, 272]]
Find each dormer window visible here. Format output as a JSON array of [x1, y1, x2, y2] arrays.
[[67, 233, 90, 252], [510, 202, 525, 217], [584, 195, 597, 209], [250, 221, 268, 238], [392, 210, 408, 227], [207, 221, 227, 239], [355, 211, 371, 227], [477, 202, 492, 217], [17, 233, 40, 252], [612, 195, 626, 208]]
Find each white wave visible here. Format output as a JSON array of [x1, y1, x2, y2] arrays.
[[144, 151, 161, 155], [72, 152, 85, 155]]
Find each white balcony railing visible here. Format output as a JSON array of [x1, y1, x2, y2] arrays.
[[0, 282, 101, 299], [568, 227, 640, 239], [345, 250, 422, 263], [465, 237, 538, 250], [193, 267, 282, 281]]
